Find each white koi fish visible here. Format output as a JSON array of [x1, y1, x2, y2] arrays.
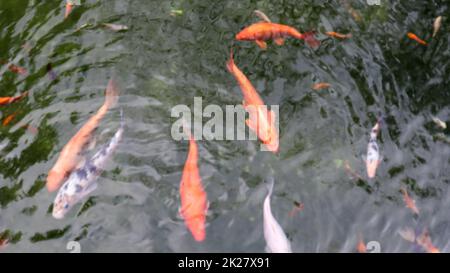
[[263, 178, 292, 253], [365, 119, 382, 178], [52, 109, 124, 219]]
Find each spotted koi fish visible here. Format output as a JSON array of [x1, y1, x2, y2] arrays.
[[365, 119, 382, 178], [52, 109, 124, 219]]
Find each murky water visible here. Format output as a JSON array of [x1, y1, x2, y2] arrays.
[[0, 0, 449, 253]]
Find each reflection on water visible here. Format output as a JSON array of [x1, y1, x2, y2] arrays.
[[0, 0, 449, 252]]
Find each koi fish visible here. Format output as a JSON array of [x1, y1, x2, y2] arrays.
[[179, 133, 208, 242], [0, 91, 28, 106], [416, 229, 440, 253], [46, 79, 119, 192], [326, 31, 352, 39], [365, 119, 382, 178], [8, 64, 27, 75], [401, 187, 419, 215], [226, 51, 279, 153], [2, 114, 15, 126], [102, 23, 129, 32], [357, 234, 366, 253], [433, 16, 442, 38], [236, 22, 320, 49], [263, 178, 292, 253], [407, 32, 427, 45], [399, 227, 440, 253], [288, 201, 304, 217], [312, 82, 331, 90], [65, 0, 75, 19], [431, 116, 446, 129], [52, 110, 124, 219]]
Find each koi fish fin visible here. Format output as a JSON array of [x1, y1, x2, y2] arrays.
[[79, 182, 98, 200], [104, 78, 119, 108], [255, 40, 267, 50], [246, 118, 257, 132], [274, 38, 285, 46], [302, 32, 321, 49], [226, 48, 235, 73]]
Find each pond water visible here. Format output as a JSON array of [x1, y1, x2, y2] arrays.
[[0, 0, 449, 253]]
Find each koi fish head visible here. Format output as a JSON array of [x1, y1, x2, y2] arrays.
[[52, 182, 79, 219], [46, 170, 67, 192]]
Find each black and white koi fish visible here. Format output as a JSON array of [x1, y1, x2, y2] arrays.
[[365, 119, 382, 178], [263, 178, 292, 253], [52, 109, 124, 219]]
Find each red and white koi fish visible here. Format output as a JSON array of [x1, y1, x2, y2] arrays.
[[179, 133, 208, 242], [236, 22, 320, 49], [46, 79, 119, 192], [226, 51, 279, 153]]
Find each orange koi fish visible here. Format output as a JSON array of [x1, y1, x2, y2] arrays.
[[401, 187, 419, 215], [288, 201, 304, 217], [357, 234, 366, 253], [236, 22, 320, 49], [417, 229, 440, 253], [226, 51, 279, 153], [326, 31, 352, 39], [2, 114, 15, 126], [46, 79, 119, 192], [0, 91, 28, 106], [407, 32, 427, 45], [180, 133, 208, 242], [8, 64, 27, 75], [312, 82, 331, 90]]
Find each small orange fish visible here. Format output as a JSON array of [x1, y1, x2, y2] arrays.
[[417, 229, 440, 253], [180, 133, 208, 242], [326, 32, 352, 39], [46, 79, 119, 192], [236, 22, 320, 49], [357, 234, 366, 253], [0, 91, 28, 106], [8, 64, 27, 75], [227, 50, 279, 153], [312, 82, 331, 90], [407, 32, 427, 45], [288, 201, 304, 217], [2, 114, 15, 126], [401, 187, 419, 215]]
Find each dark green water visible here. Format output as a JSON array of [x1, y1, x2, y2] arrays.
[[0, 0, 449, 252]]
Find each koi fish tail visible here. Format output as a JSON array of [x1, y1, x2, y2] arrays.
[[301, 31, 321, 48], [266, 177, 275, 196], [226, 49, 235, 73], [104, 78, 119, 108]]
